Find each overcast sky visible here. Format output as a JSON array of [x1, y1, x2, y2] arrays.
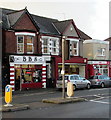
[[0, 0, 110, 40]]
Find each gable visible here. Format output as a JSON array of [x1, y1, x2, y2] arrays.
[[63, 23, 79, 37], [13, 13, 38, 31]]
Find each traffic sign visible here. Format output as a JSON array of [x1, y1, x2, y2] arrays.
[[4, 85, 13, 106]]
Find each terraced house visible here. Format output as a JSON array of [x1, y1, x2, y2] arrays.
[[1, 8, 91, 91]]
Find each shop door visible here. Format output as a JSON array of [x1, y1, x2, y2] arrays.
[[15, 69, 21, 90]]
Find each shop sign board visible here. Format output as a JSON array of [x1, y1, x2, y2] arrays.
[[9, 55, 50, 64], [88, 61, 108, 65]]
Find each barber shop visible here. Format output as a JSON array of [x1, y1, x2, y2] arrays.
[[9, 55, 50, 91]]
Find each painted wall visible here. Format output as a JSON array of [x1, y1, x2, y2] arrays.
[[83, 40, 109, 60], [63, 23, 79, 37]]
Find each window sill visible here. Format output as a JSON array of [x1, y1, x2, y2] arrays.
[[97, 55, 106, 57]]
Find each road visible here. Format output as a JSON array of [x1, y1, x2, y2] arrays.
[[2, 87, 111, 119]]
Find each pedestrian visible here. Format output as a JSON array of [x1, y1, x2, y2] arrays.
[[2, 74, 9, 92]]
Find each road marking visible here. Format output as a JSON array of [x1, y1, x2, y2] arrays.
[[90, 100, 109, 104], [89, 88, 111, 91]]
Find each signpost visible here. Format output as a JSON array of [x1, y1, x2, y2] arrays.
[[62, 36, 65, 99], [4, 85, 13, 107]]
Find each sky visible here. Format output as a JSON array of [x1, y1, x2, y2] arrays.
[[0, 0, 110, 40]]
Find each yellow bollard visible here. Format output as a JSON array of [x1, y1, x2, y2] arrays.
[[67, 82, 74, 98], [4, 85, 13, 107]]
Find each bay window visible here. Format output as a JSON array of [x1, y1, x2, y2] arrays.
[[27, 36, 34, 53], [42, 37, 49, 54], [41, 36, 59, 55], [17, 36, 24, 53]]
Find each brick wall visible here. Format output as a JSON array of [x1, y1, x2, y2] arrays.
[[4, 13, 40, 54]]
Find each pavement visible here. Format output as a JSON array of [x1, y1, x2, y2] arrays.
[[1, 88, 86, 112]]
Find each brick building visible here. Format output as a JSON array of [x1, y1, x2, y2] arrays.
[[2, 8, 91, 91]]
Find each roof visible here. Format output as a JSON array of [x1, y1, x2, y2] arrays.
[[1, 8, 15, 29], [53, 19, 92, 40], [83, 39, 109, 44], [7, 9, 25, 27], [1, 8, 91, 38], [104, 37, 111, 41], [1, 8, 60, 35], [32, 14, 59, 35], [53, 19, 71, 34], [77, 28, 92, 40]]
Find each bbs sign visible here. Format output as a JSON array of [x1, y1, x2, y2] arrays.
[[10, 55, 44, 64]]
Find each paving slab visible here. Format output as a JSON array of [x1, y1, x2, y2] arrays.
[[42, 97, 86, 104], [0, 104, 30, 112]]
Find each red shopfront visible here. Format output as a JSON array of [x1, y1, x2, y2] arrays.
[[52, 56, 88, 86], [9, 55, 50, 91], [88, 60, 111, 78]]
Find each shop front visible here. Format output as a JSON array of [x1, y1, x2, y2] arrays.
[[9, 55, 50, 91], [53, 56, 88, 86], [88, 60, 111, 78]]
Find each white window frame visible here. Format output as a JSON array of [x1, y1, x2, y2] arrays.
[[41, 36, 59, 55], [27, 36, 34, 54], [51, 38, 59, 55], [41, 36, 50, 54], [97, 48, 106, 56], [69, 39, 79, 56], [17, 36, 24, 54]]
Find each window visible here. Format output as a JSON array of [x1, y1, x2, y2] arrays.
[[70, 41, 79, 56], [97, 48, 106, 56], [42, 37, 49, 54], [27, 36, 34, 53], [17, 36, 24, 53], [52, 39, 57, 54], [70, 76, 74, 80], [41, 36, 59, 55]]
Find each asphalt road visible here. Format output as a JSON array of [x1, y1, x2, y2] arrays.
[[2, 87, 111, 119]]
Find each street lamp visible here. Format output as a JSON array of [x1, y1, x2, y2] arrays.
[[61, 36, 66, 99]]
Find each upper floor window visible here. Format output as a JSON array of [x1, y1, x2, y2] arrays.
[[42, 37, 50, 54], [41, 36, 59, 55], [52, 39, 58, 55], [70, 40, 79, 56], [97, 48, 106, 56], [17, 36, 24, 53], [16, 32, 35, 54], [27, 36, 34, 53]]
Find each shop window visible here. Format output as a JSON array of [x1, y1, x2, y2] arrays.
[[27, 36, 34, 53], [70, 41, 79, 56], [17, 36, 24, 53]]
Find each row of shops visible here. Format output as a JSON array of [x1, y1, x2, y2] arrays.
[[7, 55, 111, 91]]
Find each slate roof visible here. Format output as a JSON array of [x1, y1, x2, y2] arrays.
[[53, 19, 92, 40], [1, 8, 91, 39], [53, 19, 71, 34], [1, 8, 15, 29], [105, 37, 111, 41], [1, 8, 60, 35], [32, 14, 59, 35], [7, 9, 25, 27], [77, 28, 92, 40]]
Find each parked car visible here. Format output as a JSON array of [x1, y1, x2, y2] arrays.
[[89, 75, 111, 88], [56, 74, 91, 90]]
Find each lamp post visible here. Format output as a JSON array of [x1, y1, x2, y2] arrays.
[[61, 36, 65, 99]]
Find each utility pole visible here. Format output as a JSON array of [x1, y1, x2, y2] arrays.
[[61, 36, 65, 99]]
